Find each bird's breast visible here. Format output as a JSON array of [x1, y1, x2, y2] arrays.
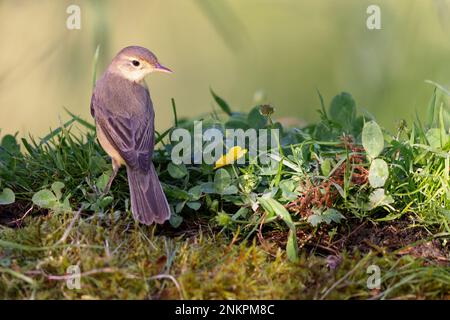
[[96, 124, 125, 166]]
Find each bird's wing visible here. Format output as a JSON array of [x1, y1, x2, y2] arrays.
[[91, 85, 154, 171]]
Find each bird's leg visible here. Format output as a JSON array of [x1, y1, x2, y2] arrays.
[[102, 159, 120, 196]]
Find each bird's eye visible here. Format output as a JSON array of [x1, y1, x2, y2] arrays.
[[132, 60, 140, 67]]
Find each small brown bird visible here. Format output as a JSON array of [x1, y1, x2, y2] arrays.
[[90, 46, 172, 225]]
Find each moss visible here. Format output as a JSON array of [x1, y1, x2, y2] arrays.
[[0, 212, 448, 299]]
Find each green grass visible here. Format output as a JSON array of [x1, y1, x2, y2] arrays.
[[0, 88, 449, 299]]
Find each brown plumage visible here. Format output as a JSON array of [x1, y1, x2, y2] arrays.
[[90, 46, 172, 225]]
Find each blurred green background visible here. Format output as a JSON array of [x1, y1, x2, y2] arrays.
[[1, 0, 450, 137]]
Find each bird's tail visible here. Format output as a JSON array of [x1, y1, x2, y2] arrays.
[[126, 163, 171, 225]]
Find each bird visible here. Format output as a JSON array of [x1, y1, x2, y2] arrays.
[[90, 46, 172, 225]]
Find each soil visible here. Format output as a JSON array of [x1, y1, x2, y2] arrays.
[[0, 200, 44, 227], [264, 217, 449, 265], [333, 219, 449, 263]]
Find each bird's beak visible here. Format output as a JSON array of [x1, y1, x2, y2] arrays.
[[154, 63, 173, 74]]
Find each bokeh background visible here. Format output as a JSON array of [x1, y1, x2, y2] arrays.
[[1, 0, 450, 137]]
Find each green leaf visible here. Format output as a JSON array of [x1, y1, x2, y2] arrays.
[[216, 211, 232, 226], [200, 182, 216, 194], [439, 209, 450, 222], [210, 88, 232, 115], [225, 119, 250, 130], [51, 182, 65, 200], [92, 44, 101, 88], [232, 207, 249, 220], [167, 163, 188, 179], [375, 212, 404, 222], [187, 201, 201, 211], [90, 156, 108, 175], [175, 201, 185, 213], [368, 159, 389, 188], [209, 199, 219, 213], [21, 138, 34, 155], [426, 88, 438, 127], [279, 180, 298, 201], [352, 115, 366, 137], [426, 128, 449, 149], [0, 188, 15, 205], [164, 186, 190, 200], [368, 188, 394, 209], [155, 127, 172, 145], [65, 109, 95, 131], [61, 196, 72, 211], [259, 197, 295, 230], [307, 214, 323, 227], [32, 190, 59, 209], [188, 185, 202, 201], [39, 119, 76, 145], [96, 172, 111, 193], [307, 209, 345, 226], [362, 121, 384, 158], [99, 196, 113, 209], [286, 229, 299, 262], [169, 213, 183, 228], [317, 89, 328, 119], [247, 106, 267, 129], [321, 208, 345, 224], [171, 98, 178, 126], [259, 197, 300, 262], [321, 159, 332, 176], [214, 168, 231, 194], [1, 135, 20, 154], [329, 92, 356, 132], [222, 185, 238, 195], [425, 80, 450, 96]]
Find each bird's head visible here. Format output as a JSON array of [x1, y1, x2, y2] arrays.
[[109, 46, 172, 83]]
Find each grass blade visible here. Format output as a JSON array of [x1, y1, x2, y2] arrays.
[[171, 98, 178, 127], [210, 88, 232, 116], [92, 45, 101, 88], [65, 108, 95, 131]]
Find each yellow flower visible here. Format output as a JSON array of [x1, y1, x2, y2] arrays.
[[214, 146, 248, 169]]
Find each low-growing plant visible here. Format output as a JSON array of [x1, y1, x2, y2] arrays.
[[0, 87, 449, 262]]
